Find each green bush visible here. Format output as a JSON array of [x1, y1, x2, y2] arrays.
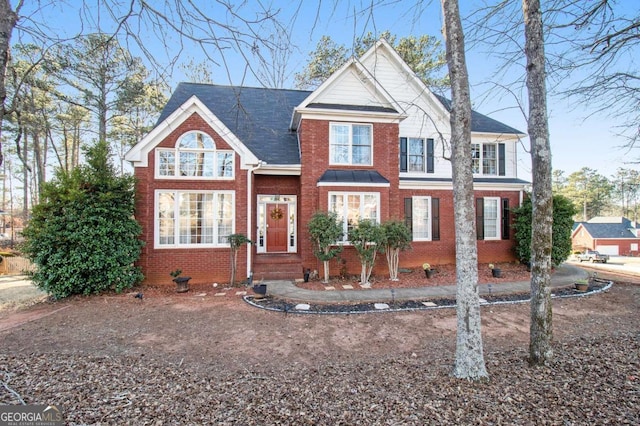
[[21, 140, 144, 298], [512, 194, 577, 267]]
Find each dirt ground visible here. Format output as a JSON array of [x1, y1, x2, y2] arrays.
[[0, 268, 638, 424], [0, 269, 629, 372]]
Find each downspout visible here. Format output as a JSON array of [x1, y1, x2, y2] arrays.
[[247, 161, 264, 279]]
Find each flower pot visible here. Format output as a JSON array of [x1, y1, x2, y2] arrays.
[[253, 284, 267, 296], [173, 276, 191, 293], [491, 268, 502, 278], [575, 282, 589, 292], [425, 269, 434, 279]]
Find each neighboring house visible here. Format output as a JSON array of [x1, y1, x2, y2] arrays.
[[126, 39, 529, 285], [572, 216, 640, 256]]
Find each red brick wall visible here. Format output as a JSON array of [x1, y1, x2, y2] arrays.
[[135, 111, 523, 284], [298, 118, 400, 277], [397, 189, 521, 271], [134, 112, 249, 286]]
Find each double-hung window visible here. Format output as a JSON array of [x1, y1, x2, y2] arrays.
[[330, 123, 372, 165], [472, 142, 505, 176], [409, 138, 425, 172], [412, 196, 431, 240], [156, 190, 234, 247], [157, 131, 234, 179], [404, 197, 440, 241], [329, 192, 380, 242], [400, 137, 434, 173], [476, 197, 510, 240]]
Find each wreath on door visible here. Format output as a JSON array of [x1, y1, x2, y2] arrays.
[[270, 207, 284, 220]]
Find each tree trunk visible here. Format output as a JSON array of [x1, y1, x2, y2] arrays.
[[441, 0, 488, 380], [387, 248, 400, 281], [230, 248, 237, 286], [322, 260, 330, 284], [0, 1, 19, 166], [523, 0, 554, 366]]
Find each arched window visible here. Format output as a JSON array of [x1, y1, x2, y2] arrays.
[[157, 131, 234, 179]]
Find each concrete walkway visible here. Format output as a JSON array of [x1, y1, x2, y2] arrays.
[[263, 263, 588, 303], [0, 263, 591, 309]]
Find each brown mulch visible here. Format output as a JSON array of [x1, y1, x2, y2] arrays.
[[297, 262, 531, 291], [0, 270, 638, 425]]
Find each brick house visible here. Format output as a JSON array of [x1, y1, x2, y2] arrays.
[[572, 216, 640, 256], [126, 39, 529, 285]]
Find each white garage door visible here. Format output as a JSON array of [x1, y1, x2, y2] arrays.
[[595, 245, 619, 256]]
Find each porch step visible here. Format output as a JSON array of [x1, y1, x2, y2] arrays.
[[253, 254, 303, 281]]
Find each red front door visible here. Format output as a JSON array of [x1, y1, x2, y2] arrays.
[[266, 203, 288, 252]]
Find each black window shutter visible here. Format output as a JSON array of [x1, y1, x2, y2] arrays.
[[427, 138, 435, 173], [502, 198, 510, 240], [498, 143, 506, 176], [404, 198, 413, 234], [476, 198, 484, 240], [400, 137, 408, 172], [431, 197, 440, 241]]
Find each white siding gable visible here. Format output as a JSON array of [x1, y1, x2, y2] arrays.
[[359, 41, 521, 181]]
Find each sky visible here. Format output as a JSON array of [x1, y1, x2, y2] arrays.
[[14, 0, 639, 180]]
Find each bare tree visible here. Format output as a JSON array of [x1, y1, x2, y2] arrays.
[[0, 1, 284, 167], [554, 1, 640, 148], [524, 0, 554, 366], [441, 0, 488, 381]]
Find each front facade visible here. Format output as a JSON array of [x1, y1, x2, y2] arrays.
[[572, 217, 640, 256], [126, 40, 529, 285]]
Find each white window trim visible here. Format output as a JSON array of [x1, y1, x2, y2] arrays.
[[154, 189, 235, 249], [408, 137, 426, 173], [472, 142, 498, 177], [329, 122, 373, 166], [412, 196, 432, 241], [483, 196, 501, 240], [328, 191, 381, 243], [155, 130, 235, 180]]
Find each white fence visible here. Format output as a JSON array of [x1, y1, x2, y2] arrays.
[[1, 256, 35, 275]]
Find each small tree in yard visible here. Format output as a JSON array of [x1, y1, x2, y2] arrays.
[[381, 220, 412, 281], [513, 194, 577, 267], [349, 219, 385, 288], [307, 211, 343, 283], [228, 233, 252, 286], [21, 140, 144, 299]]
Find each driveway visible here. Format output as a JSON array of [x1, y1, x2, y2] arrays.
[[0, 275, 47, 310], [568, 255, 640, 277]]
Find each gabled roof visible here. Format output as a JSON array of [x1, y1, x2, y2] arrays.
[[573, 217, 640, 239], [291, 55, 406, 129], [156, 83, 311, 165], [132, 40, 526, 167]]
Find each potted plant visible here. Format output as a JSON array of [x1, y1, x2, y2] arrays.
[[574, 278, 589, 292], [489, 263, 502, 278], [423, 263, 435, 278], [170, 269, 191, 293]]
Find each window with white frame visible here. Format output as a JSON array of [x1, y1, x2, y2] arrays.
[[157, 131, 234, 179], [412, 196, 431, 240], [330, 123, 372, 165], [408, 138, 425, 172], [472, 143, 498, 175], [483, 197, 500, 239], [156, 190, 234, 247], [329, 192, 380, 242]]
